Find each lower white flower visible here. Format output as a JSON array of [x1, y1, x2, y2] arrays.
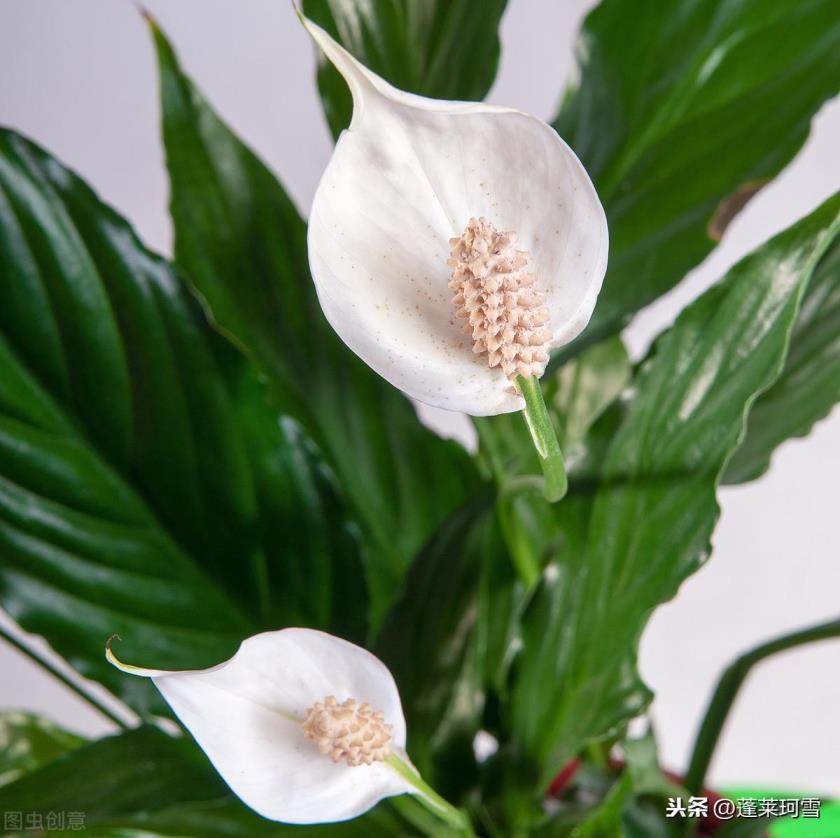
[[106, 628, 464, 827]]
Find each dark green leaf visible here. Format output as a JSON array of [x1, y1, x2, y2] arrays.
[[0, 130, 262, 610], [224, 366, 367, 640], [0, 725, 417, 836], [724, 238, 840, 483], [0, 321, 250, 713], [0, 726, 230, 831], [376, 499, 524, 800], [0, 128, 366, 712], [555, 0, 840, 352], [512, 195, 840, 784], [0, 712, 84, 788], [301, 0, 508, 138], [152, 24, 480, 625]]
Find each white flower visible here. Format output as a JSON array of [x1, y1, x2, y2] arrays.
[[303, 16, 608, 417], [106, 629, 421, 825]]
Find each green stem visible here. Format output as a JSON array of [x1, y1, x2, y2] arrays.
[[516, 376, 567, 502], [684, 617, 840, 795], [387, 753, 474, 835], [0, 623, 131, 730]]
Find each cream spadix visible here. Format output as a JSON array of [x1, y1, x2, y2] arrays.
[[302, 16, 608, 416], [106, 629, 418, 825]]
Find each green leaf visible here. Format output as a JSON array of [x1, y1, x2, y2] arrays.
[[376, 499, 524, 800], [572, 772, 633, 838], [0, 726, 230, 832], [152, 24, 480, 625], [0, 712, 85, 788], [724, 238, 840, 483], [555, 0, 840, 351], [554, 336, 632, 451], [224, 366, 368, 640], [1, 131, 265, 612], [532, 767, 639, 838], [511, 194, 840, 785], [301, 0, 508, 138], [0, 725, 415, 836], [621, 731, 682, 799], [0, 128, 367, 712]]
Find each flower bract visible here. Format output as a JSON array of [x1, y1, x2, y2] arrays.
[[303, 16, 609, 416]]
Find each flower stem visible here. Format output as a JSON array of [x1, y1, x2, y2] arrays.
[[684, 616, 840, 795], [0, 623, 131, 730], [387, 753, 474, 835], [515, 375, 567, 502]]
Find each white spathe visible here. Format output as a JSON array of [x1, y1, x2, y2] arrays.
[[304, 17, 609, 416], [107, 629, 414, 824]]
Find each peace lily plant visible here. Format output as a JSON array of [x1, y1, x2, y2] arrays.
[[106, 630, 471, 832], [301, 14, 608, 501], [103, 16, 608, 830], [2, 1, 839, 836]]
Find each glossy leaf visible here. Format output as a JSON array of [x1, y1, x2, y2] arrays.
[[512, 194, 840, 784], [725, 239, 840, 483], [554, 0, 840, 350], [1, 132, 268, 612], [0, 726, 227, 829], [375, 500, 523, 801], [553, 336, 631, 451], [0, 319, 251, 714], [0, 129, 366, 712], [224, 368, 368, 639], [0, 712, 84, 788], [153, 24, 479, 624], [301, 0, 508, 138]]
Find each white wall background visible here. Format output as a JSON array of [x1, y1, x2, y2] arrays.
[[1, 0, 838, 794]]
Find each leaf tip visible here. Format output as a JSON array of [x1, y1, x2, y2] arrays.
[[130, 0, 157, 28], [708, 180, 768, 241]]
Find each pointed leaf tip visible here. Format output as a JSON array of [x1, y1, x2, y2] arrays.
[[133, 1, 156, 28]]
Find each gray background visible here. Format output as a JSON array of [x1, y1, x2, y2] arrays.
[[1, 0, 839, 792]]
